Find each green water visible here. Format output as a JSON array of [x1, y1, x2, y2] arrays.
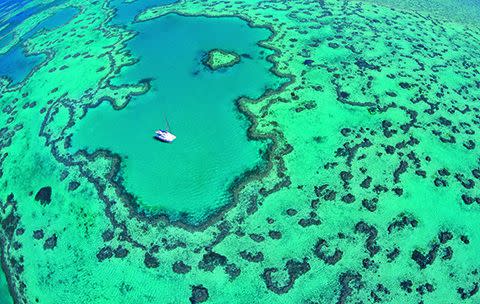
[[0, 267, 12, 304], [72, 14, 282, 224], [3, 0, 480, 302], [0, 6, 77, 85], [360, 0, 480, 25]]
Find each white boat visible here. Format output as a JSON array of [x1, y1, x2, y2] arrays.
[[155, 130, 176, 143], [155, 115, 176, 143]]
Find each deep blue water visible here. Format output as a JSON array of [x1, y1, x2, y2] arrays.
[[0, 32, 14, 49], [0, 45, 45, 84], [109, 0, 177, 25], [0, 6, 77, 85], [0, 0, 31, 36], [0, 0, 29, 23], [0, 0, 64, 37], [23, 6, 78, 41], [1, 0, 172, 51]]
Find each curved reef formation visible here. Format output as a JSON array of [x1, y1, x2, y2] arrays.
[[0, 0, 480, 303], [202, 49, 241, 70]]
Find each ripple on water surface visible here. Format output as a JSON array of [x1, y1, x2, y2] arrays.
[[72, 14, 284, 225]]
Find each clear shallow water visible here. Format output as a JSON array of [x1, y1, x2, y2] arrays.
[[0, 4, 76, 303], [3, 0, 480, 302], [109, 0, 177, 25], [72, 14, 283, 224], [361, 0, 480, 25], [0, 267, 12, 304], [0, 6, 77, 85]]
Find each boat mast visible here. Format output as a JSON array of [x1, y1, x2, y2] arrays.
[[164, 114, 171, 131]]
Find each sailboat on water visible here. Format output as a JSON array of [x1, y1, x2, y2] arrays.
[[155, 115, 176, 143]]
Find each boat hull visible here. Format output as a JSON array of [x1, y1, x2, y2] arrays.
[[155, 130, 176, 143], [154, 135, 175, 143]]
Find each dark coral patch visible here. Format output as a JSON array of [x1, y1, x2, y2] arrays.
[[190, 285, 209, 303], [355, 221, 380, 257], [198, 251, 227, 272], [173, 261, 191, 274], [43, 234, 57, 250], [35, 186, 52, 206], [239, 250, 264, 263], [225, 263, 241, 281], [261, 258, 310, 294], [144, 252, 159, 268], [33, 229, 44, 240], [313, 239, 343, 265], [387, 213, 418, 233], [97, 246, 113, 262], [411, 244, 439, 269], [457, 282, 479, 300], [113, 246, 129, 258], [268, 230, 282, 239], [68, 181, 80, 191], [337, 271, 364, 304]]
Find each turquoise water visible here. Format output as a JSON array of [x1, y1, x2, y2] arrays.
[[0, 267, 12, 304], [0, 6, 77, 85], [109, 0, 177, 25], [0, 6, 77, 303], [72, 14, 283, 224], [364, 0, 480, 24], [23, 7, 78, 41]]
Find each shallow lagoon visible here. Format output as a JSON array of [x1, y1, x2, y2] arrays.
[[109, 0, 177, 25], [3, 0, 480, 301], [0, 45, 44, 84], [0, 6, 77, 85], [72, 14, 283, 224]]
